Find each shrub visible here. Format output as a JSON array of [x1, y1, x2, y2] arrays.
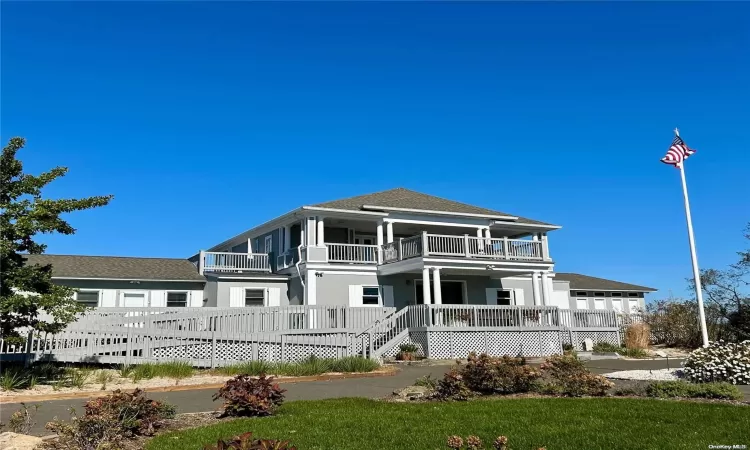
[[0, 368, 27, 391], [592, 342, 620, 353], [67, 367, 92, 389], [538, 354, 613, 397], [46, 389, 175, 449], [682, 340, 750, 384], [645, 380, 742, 400], [328, 356, 379, 373], [434, 368, 474, 401], [203, 432, 297, 450], [414, 374, 438, 389], [5, 403, 38, 434], [617, 347, 650, 358], [213, 374, 286, 417], [446, 434, 517, 450], [624, 323, 650, 349], [461, 353, 541, 395], [396, 343, 420, 361]]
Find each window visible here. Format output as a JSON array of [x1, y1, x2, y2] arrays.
[[628, 292, 640, 297], [264, 235, 273, 253], [76, 290, 99, 307], [496, 290, 513, 306], [167, 292, 188, 307], [594, 292, 605, 297], [576, 291, 587, 296], [362, 287, 380, 305], [611, 292, 622, 297], [244, 289, 265, 307]]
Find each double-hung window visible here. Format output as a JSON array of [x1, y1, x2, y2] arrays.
[[76, 290, 99, 307], [496, 289, 513, 306], [245, 289, 265, 307], [362, 287, 380, 306], [167, 292, 188, 307]]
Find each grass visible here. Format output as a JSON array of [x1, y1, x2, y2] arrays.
[[146, 397, 750, 450], [127, 361, 196, 382], [214, 356, 379, 377]]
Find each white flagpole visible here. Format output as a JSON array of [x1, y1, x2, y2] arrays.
[[675, 127, 710, 347]]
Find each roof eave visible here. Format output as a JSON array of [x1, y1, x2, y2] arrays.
[[51, 276, 206, 283], [361, 205, 518, 220]]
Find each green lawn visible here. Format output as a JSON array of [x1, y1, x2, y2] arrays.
[[146, 397, 750, 450]]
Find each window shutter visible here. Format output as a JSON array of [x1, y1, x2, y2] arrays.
[[348, 285, 362, 307], [100, 290, 117, 307], [267, 288, 281, 307], [190, 290, 204, 307], [229, 287, 244, 307], [150, 291, 166, 307], [486, 288, 498, 305], [513, 289, 525, 306], [381, 285, 394, 307]]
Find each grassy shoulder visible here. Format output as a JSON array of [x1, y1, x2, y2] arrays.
[[146, 397, 750, 450]]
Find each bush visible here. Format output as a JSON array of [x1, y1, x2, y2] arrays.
[[624, 322, 651, 349], [434, 369, 474, 401], [414, 374, 438, 389], [461, 353, 541, 395], [213, 374, 286, 417], [645, 380, 743, 400], [203, 432, 297, 450], [46, 389, 175, 449], [538, 354, 613, 397], [592, 342, 620, 353], [682, 340, 750, 384]]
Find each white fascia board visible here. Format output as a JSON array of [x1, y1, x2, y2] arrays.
[[301, 206, 389, 218], [383, 218, 490, 228], [51, 276, 206, 283], [303, 264, 379, 272], [492, 220, 562, 230], [423, 258, 554, 269], [362, 205, 517, 221], [568, 288, 656, 292], [205, 208, 305, 252]]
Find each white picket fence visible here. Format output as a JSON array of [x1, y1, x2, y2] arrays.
[[1, 306, 626, 366]]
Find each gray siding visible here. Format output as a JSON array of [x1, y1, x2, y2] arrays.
[[324, 227, 349, 244], [204, 280, 218, 307], [289, 276, 304, 305], [315, 273, 380, 306], [231, 242, 248, 253]]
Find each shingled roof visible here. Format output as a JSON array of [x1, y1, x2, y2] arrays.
[[555, 273, 656, 292], [23, 254, 205, 282], [313, 188, 556, 226]]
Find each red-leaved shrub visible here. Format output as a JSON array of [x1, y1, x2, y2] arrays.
[[213, 374, 286, 417]]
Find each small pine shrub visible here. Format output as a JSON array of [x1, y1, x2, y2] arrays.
[[645, 380, 742, 400], [213, 374, 286, 417], [682, 340, 750, 384], [203, 432, 297, 450]]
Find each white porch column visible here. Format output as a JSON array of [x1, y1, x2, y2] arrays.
[[386, 221, 394, 243], [531, 271, 542, 306], [376, 221, 384, 264], [305, 269, 317, 305], [300, 220, 306, 246], [540, 272, 550, 306], [306, 216, 317, 246], [484, 228, 491, 239], [316, 216, 325, 246], [476, 228, 483, 239], [422, 267, 432, 305], [432, 268, 442, 305]]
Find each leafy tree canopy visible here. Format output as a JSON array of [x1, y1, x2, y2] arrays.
[[1, 137, 113, 342]]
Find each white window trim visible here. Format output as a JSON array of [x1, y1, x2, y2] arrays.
[[75, 289, 101, 307], [120, 290, 149, 307], [361, 285, 382, 307], [495, 288, 515, 306], [166, 291, 189, 307], [244, 288, 267, 307]]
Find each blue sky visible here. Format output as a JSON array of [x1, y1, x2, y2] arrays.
[[2, 2, 748, 299]]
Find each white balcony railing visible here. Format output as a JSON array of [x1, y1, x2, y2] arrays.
[[201, 251, 270, 273], [381, 233, 545, 264], [326, 243, 378, 264]]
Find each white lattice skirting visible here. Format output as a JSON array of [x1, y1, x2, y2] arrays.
[[417, 330, 563, 358], [560, 330, 620, 350]]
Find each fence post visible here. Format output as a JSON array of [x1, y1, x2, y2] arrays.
[[125, 327, 134, 366], [464, 234, 471, 257], [210, 328, 217, 368], [280, 334, 286, 361], [421, 231, 429, 256], [503, 237, 509, 259], [24, 330, 34, 368], [398, 238, 404, 261]]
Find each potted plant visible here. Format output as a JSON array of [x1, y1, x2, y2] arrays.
[[396, 343, 419, 361]]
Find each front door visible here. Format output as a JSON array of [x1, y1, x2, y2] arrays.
[[415, 281, 464, 304]]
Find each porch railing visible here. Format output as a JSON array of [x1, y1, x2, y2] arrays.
[[423, 304, 561, 328], [276, 248, 300, 270], [326, 243, 379, 264], [381, 233, 545, 263], [202, 251, 270, 273]]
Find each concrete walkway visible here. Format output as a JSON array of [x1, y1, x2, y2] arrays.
[[5, 358, 748, 437]]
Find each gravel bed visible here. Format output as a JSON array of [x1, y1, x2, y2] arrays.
[[603, 368, 683, 381]]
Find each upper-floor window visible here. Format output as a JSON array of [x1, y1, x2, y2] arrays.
[[575, 291, 587, 296], [611, 292, 622, 297], [167, 292, 188, 307], [362, 287, 380, 305], [76, 290, 99, 307], [594, 292, 605, 297], [496, 289, 513, 306], [628, 292, 640, 297], [245, 289, 265, 307]]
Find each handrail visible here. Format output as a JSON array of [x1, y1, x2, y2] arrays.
[[203, 252, 271, 272]]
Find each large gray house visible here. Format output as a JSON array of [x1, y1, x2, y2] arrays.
[[28, 188, 656, 312]]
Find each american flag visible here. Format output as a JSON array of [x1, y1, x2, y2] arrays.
[[661, 135, 696, 168]]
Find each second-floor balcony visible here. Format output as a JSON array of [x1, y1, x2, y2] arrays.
[[200, 251, 271, 274]]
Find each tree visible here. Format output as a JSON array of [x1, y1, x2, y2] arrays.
[[691, 222, 750, 341], [1, 137, 113, 343]]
